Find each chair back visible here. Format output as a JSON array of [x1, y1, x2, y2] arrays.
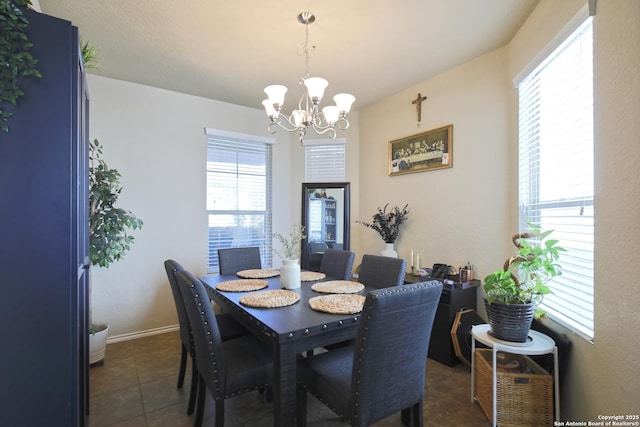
[[349, 281, 442, 425], [357, 254, 407, 288], [217, 247, 261, 275], [319, 248, 355, 280], [175, 270, 227, 400], [164, 259, 191, 351]]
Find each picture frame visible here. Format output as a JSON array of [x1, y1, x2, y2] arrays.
[[389, 124, 453, 176]]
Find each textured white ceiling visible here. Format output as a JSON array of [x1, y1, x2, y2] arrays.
[[38, 0, 539, 111]]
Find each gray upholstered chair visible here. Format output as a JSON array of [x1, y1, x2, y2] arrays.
[[357, 254, 407, 288], [163, 260, 248, 415], [319, 248, 355, 280], [176, 270, 273, 427], [296, 281, 443, 427], [308, 241, 329, 272], [217, 246, 261, 275]]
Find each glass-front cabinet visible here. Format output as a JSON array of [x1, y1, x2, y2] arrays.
[[308, 197, 337, 244], [301, 183, 350, 270]]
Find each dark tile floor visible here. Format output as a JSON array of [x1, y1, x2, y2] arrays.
[[88, 331, 490, 426]]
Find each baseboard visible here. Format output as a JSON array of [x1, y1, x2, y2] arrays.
[[106, 324, 179, 344]]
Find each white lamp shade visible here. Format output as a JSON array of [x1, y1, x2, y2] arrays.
[[264, 85, 287, 105], [304, 77, 328, 101], [334, 93, 355, 113], [262, 99, 278, 118], [291, 110, 305, 127], [322, 106, 339, 124]]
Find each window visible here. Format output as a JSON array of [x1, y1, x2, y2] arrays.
[[304, 138, 346, 182], [206, 129, 273, 272], [517, 15, 594, 340]]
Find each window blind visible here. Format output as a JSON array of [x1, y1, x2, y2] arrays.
[[518, 17, 594, 340], [304, 138, 346, 182], [206, 132, 272, 272]]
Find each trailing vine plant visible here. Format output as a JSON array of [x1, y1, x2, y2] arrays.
[[0, 0, 41, 133]]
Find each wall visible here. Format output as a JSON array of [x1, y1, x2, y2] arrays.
[[88, 75, 294, 338], [359, 0, 640, 421], [508, 0, 640, 421], [359, 47, 513, 283]]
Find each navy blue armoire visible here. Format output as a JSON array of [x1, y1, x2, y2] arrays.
[[0, 8, 90, 426]]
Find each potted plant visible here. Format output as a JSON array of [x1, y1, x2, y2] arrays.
[[273, 224, 305, 289], [89, 138, 143, 364], [483, 224, 565, 343], [0, 0, 42, 133], [356, 203, 409, 257]]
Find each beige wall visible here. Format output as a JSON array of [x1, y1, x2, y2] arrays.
[[359, 46, 514, 282], [358, 0, 640, 421], [88, 75, 297, 339]]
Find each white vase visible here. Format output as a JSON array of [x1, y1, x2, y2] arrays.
[[380, 243, 398, 258], [89, 324, 109, 366], [280, 259, 301, 289]]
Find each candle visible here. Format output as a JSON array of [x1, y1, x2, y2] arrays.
[[410, 250, 414, 268], [416, 254, 420, 272]]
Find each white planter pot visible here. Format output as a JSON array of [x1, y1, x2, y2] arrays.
[[280, 259, 301, 289], [379, 243, 398, 258], [89, 324, 109, 365]]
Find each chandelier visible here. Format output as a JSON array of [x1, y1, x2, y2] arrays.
[[262, 12, 355, 143]]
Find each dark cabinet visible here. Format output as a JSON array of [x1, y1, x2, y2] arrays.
[[429, 281, 479, 366], [406, 276, 479, 366], [0, 9, 89, 426]]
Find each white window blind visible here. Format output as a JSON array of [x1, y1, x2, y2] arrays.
[[304, 138, 346, 182], [206, 132, 273, 272], [518, 17, 594, 340]]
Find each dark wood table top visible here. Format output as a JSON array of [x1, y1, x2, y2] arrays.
[[200, 273, 366, 348]]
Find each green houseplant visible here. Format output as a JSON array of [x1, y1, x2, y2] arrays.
[[483, 224, 565, 342], [89, 138, 143, 363], [0, 0, 42, 133]]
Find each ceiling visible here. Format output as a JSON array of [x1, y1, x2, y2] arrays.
[[38, 0, 539, 111]]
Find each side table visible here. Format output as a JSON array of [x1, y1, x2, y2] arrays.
[[470, 324, 560, 427]]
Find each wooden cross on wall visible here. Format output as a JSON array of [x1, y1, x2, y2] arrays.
[[411, 93, 427, 126]]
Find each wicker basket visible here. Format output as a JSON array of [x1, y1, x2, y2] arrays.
[[474, 349, 553, 427]]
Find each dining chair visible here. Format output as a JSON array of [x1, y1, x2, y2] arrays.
[[319, 248, 355, 280], [176, 269, 273, 427], [217, 246, 261, 275], [308, 241, 329, 271], [357, 254, 407, 288], [163, 259, 248, 415], [296, 281, 443, 427]]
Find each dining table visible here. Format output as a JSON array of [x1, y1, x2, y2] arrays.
[[199, 271, 371, 427]]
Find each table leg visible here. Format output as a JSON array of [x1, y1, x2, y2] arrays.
[[273, 341, 298, 427], [554, 346, 560, 422], [492, 347, 498, 427], [470, 337, 476, 403]]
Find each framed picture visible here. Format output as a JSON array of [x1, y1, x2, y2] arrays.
[[389, 124, 453, 176]]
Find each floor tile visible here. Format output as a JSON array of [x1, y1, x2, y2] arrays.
[[90, 331, 490, 426]]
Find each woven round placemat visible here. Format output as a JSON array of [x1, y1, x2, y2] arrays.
[[308, 294, 366, 314], [311, 280, 365, 294], [300, 271, 326, 282], [215, 279, 268, 292], [236, 268, 281, 279], [239, 289, 300, 308]]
